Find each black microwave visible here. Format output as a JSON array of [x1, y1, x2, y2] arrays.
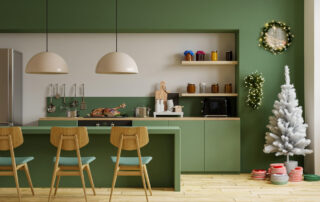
[[201, 97, 236, 117]]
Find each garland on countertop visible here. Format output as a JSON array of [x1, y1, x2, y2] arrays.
[[244, 72, 265, 110], [258, 20, 294, 55]]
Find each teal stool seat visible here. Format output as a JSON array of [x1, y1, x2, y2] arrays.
[[111, 156, 152, 166], [53, 156, 96, 166], [0, 157, 34, 166]]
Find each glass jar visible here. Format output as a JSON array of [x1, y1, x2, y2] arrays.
[[211, 84, 219, 93], [187, 83, 196, 93]]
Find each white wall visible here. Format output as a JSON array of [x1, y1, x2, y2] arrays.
[[304, 0, 320, 175], [0, 33, 235, 125]]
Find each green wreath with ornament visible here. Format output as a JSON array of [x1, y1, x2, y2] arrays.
[[244, 72, 265, 110], [258, 21, 294, 55]]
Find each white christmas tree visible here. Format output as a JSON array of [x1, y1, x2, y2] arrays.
[[263, 65, 312, 163]]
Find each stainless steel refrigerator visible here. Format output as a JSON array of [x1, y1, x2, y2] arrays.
[[0, 49, 23, 126]]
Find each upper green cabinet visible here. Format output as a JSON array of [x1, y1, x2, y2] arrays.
[[204, 120, 240, 172], [169, 121, 204, 172]]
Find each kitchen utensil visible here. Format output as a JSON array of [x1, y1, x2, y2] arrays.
[[47, 84, 56, 113], [173, 105, 184, 112], [200, 82, 206, 93], [55, 83, 60, 99], [167, 99, 174, 112], [187, 83, 196, 93], [160, 100, 165, 112], [60, 84, 67, 110], [155, 100, 161, 113], [80, 83, 87, 110], [135, 107, 150, 118], [70, 83, 78, 108], [167, 93, 179, 105], [67, 110, 77, 118], [155, 81, 168, 110]]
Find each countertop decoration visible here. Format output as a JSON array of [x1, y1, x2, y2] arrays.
[[244, 71, 264, 110], [258, 20, 294, 55]]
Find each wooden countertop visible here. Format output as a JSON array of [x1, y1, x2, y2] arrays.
[[39, 117, 240, 121]]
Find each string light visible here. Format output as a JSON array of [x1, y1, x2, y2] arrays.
[[244, 72, 265, 110]]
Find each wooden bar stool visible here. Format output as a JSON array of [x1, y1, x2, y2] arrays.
[[0, 127, 35, 202], [109, 127, 152, 202], [48, 127, 96, 202]]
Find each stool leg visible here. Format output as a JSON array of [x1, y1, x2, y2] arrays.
[[24, 163, 35, 196], [140, 167, 149, 202], [54, 176, 61, 196], [86, 165, 96, 195], [109, 165, 118, 202], [48, 169, 57, 202], [143, 165, 152, 196], [13, 167, 21, 202], [79, 168, 88, 202]]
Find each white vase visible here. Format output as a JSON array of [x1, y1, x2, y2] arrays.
[[284, 161, 298, 174]]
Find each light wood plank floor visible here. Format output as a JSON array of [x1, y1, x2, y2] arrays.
[[1, 174, 320, 202]]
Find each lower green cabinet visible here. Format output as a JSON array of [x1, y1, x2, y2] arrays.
[[169, 121, 204, 172], [133, 120, 169, 126], [204, 120, 240, 172]]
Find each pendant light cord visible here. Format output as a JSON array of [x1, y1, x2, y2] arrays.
[[46, 0, 48, 52], [115, 0, 118, 52]]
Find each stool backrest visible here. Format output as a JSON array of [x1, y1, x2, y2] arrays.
[[110, 127, 149, 151], [50, 127, 89, 151], [0, 127, 23, 151]]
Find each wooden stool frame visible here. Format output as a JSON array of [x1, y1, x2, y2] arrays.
[[109, 127, 152, 202], [0, 127, 34, 202], [48, 127, 96, 202]]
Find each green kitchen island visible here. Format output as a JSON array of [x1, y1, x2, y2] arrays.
[[0, 126, 181, 191]]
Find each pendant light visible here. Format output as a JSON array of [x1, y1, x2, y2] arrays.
[[26, 0, 68, 74], [96, 0, 138, 74]]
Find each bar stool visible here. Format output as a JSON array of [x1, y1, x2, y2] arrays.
[[109, 127, 152, 202], [0, 127, 35, 202], [48, 127, 96, 202]]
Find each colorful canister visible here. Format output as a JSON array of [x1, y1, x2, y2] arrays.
[[196, 51, 205, 61], [226, 51, 233, 61], [211, 51, 218, 61]]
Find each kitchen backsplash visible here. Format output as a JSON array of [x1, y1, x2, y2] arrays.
[[46, 97, 203, 117]]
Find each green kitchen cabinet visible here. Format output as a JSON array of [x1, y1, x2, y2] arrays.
[[204, 120, 240, 172], [133, 120, 169, 126], [169, 120, 204, 172], [38, 120, 78, 126]]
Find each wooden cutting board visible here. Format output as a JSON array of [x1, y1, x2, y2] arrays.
[[155, 81, 168, 110]]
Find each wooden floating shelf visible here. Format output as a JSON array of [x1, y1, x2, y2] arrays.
[[181, 61, 238, 65], [180, 93, 238, 97]]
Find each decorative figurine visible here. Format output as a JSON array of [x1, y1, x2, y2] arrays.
[[184, 50, 194, 61]]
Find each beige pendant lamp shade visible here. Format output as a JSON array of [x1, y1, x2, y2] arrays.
[[26, 51, 68, 74], [96, 0, 138, 74], [26, 0, 68, 74], [96, 52, 138, 74]]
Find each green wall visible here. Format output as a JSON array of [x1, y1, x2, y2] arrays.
[[0, 0, 305, 172]]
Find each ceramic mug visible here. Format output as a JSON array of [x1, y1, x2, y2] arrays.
[[167, 99, 174, 112]]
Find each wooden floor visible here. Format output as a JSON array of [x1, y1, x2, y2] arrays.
[[1, 174, 320, 202]]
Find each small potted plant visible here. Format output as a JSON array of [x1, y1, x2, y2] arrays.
[[184, 50, 194, 61]]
